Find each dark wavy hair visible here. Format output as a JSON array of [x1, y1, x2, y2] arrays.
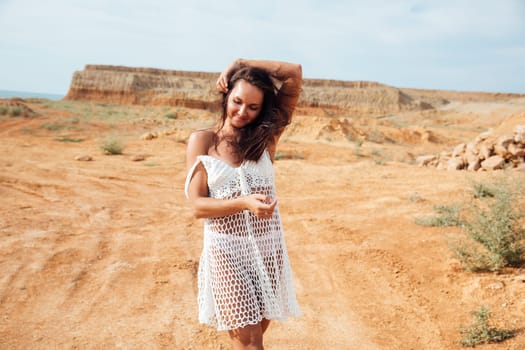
[[217, 66, 289, 162]]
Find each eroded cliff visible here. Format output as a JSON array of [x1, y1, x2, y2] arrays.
[[64, 65, 441, 115]]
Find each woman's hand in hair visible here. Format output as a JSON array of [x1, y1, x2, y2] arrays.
[[216, 59, 244, 93], [216, 72, 228, 93]]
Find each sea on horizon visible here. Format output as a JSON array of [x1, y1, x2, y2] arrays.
[[0, 89, 64, 101]]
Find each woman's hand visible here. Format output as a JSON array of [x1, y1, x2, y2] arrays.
[[216, 59, 243, 93], [216, 70, 229, 93], [244, 194, 277, 219]]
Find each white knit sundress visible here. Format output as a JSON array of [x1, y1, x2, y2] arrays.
[[185, 150, 301, 331]]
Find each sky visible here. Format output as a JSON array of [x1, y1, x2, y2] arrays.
[[0, 0, 524, 95]]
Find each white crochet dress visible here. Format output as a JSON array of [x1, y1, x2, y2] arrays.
[[185, 150, 301, 331]]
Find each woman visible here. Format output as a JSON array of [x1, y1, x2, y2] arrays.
[[185, 58, 302, 350]]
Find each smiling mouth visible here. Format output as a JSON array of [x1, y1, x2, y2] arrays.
[[233, 115, 248, 122]]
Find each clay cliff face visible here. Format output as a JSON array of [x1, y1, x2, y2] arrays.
[[63, 65, 431, 115], [65, 64, 523, 116], [65, 65, 221, 110]]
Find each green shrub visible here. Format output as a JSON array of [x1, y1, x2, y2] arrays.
[[471, 180, 496, 198], [354, 140, 364, 157], [415, 204, 463, 227], [274, 152, 305, 161], [165, 112, 177, 119], [0, 106, 7, 115], [450, 176, 525, 271], [41, 122, 66, 131], [100, 138, 124, 155], [460, 306, 514, 347], [371, 149, 386, 165], [9, 106, 22, 116], [55, 137, 84, 143], [143, 162, 160, 167]]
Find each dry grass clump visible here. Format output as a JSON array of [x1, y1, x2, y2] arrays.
[[459, 306, 515, 347], [415, 175, 525, 272], [100, 137, 125, 155], [415, 204, 463, 227], [450, 176, 525, 272], [0, 105, 23, 116]]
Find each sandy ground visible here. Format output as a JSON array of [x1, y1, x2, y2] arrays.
[[1, 99, 525, 349]]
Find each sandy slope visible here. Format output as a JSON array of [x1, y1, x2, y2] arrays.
[[0, 99, 524, 349]]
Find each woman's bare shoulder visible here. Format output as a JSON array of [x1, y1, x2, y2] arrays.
[[187, 128, 215, 154]]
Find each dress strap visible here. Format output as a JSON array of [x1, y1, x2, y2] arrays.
[[184, 157, 204, 199]]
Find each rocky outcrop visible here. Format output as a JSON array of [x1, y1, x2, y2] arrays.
[[65, 64, 443, 115], [417, 125, 525, 171], [300, 81, 435, 114], [65, 65, 221, 110]]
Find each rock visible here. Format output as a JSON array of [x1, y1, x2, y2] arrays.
[[493, 146, 511, 160], [141, 132, 157, 140], [481, 155, 505, 170], [496, 135, 514, 148], [486, 281, 504, 290], [464, 144, 479, 166], [421, 126, 525, 172], [466, 154, 481, 171], [508, 142, 525, 157], [478, 143, 493, 160], [514, 125, 525, 144], [465, 142, 477, 155], [494, 135, 514, 159], [75, 155, 93, 161], [416, 155, 437, 167], [474, 130, 493, 143], [514, 163, 525, 172], [420, 131, 433, 143], [452, 143, 466, 157], [467, 160, 481, 171], [514, 274, 525, 282], [131, 154, 146, 162], [447, 157, 465, 171]]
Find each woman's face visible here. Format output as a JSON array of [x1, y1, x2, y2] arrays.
[[226, 79, 264, 129]]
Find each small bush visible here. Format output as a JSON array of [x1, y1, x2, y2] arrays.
[[0, 106, 8, 115], [9, 106, 22, 116], [41, 122, 66, 131], [143, 162, 160, 167], [100, 138, 124, 155], [460, 306, 514, 347], [371, 149, 386, 165], [55, 137, 84, 143], [415, 204, 463, 227], [450, 176, 525, 271], [274, 152, 305, 160], [354, 140, 364, 157], [165, 112, 177, 119], [471, 181, 496, 198], [408, 192, 425, 203]]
